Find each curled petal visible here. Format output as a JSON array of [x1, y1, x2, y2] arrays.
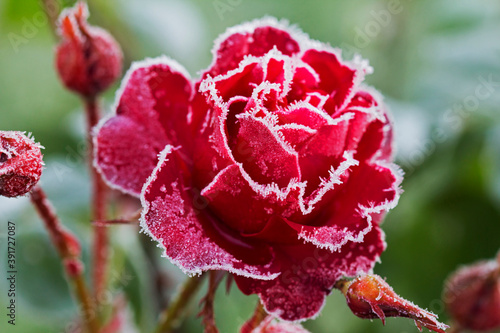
[[290, 162, 402, 252], [95, 57, 192, 196], [233, 114, 301, 188], [141, 146, 279, 279], [208, 18, 301, 77], [301, 49, 363, 114]]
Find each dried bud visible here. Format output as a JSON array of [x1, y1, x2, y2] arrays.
[[55, 1, 123, 98], [0, 131, 43, 197], [444, 258, 500, 331], [338, 274, 448, 333]]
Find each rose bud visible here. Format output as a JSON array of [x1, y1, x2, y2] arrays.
[[55, 1, 123, 98], [0, 131, 43, 198], [444, 257, 500, 331], [338, 274, 449, 333]]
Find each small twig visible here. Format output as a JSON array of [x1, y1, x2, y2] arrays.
[[154, 275, 206, 333], [30, 186, 99, 333]]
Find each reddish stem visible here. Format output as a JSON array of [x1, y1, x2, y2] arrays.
[[240, 301, 268, 333], [85, 97, 109, 303], [30, 186, 98, 333]]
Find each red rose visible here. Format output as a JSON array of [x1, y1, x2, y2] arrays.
[[95, 18, 402, 321]]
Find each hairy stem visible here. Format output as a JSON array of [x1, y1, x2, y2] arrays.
[[30, 186, 98, 333], [85, 97, 110, 303], [154, 275, 206, 333]]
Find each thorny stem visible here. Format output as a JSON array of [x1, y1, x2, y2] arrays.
[[40, 0, 62, 38], [30, 186, 98, 333], [84, 97, 110, 305], [154, 275, 206, 333]]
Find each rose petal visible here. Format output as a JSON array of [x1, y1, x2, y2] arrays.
[[233, 114, 301, 188], [301, 50, 358, 114], [290, 162, 402, 252], [202, 164, 300, 235], [342, 90, 392, 162], [95, 116, 166, 196], [142, 146, 279, 278], [208, 20, 301, 77], [95, 57, 192, 195], [234, 226, 385, 321]]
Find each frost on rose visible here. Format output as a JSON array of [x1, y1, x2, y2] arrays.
[[94, 18, 404, 321], [0, 131, 43, 198]]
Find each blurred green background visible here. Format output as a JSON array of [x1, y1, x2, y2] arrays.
[[1, 0, 500, 332]]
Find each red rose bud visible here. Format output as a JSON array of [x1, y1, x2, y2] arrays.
[[55, 1, 122, 98], [444, 258, 500, 331], [0, 131, 43, 197], [338, 274, 448, 333]]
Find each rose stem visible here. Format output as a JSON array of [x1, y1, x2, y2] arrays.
[[40, 0, 60, 38], [154, 275, 206, 333], [242, 301, 268, 332], [30, 186, 98, 333], [84, 96, 110, 303]]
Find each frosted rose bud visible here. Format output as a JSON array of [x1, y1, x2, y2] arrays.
[[55, 1, 123, 98], [339, 274, 448, 333], [444, 258, 500, 331], [0, 131, 43, 197]]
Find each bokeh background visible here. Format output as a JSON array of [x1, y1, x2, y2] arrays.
[[1, 0, 500, 332]]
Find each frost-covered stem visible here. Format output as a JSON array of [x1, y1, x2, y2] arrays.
[[40, 0, 60, 38], [241, 301, 268, 332], [30, 186, 98, 333], [84, 96, 110, 302], [154, 275, 206, 333]]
